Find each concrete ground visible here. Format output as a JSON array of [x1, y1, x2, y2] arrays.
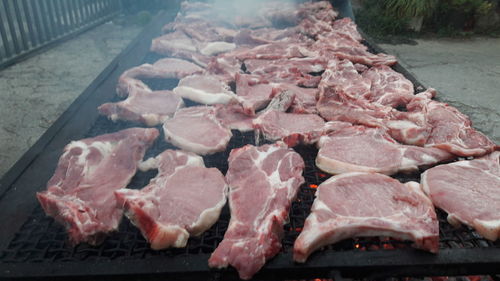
[[0, 21, 141, 178], [0, 28, 499, 178], [380, 37, 500, 144]]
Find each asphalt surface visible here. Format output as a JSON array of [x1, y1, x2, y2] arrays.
[[0, 21, 140, 177], [0, 27, 498, 178]]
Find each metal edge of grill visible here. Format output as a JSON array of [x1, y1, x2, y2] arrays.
[[0, 7, 499, 281]]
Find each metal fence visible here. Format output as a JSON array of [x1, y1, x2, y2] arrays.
[[0, 0, 121, 69]]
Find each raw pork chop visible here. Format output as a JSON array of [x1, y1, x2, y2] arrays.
[[276, 84, 318, 114], [37, 128, 159, 245], [115, 150, 228, 249], [362, 65, 415, 108], [163, 106, 232, 155], [421, 151, 500, 240], [116, 58, 203, 97], [235, 73, 276, 115], [405, 91, 498, 156], [173, 74, 237, 105], [120, 58, 203, 81], [209, 143, 305, 280], [253, 110, 327, 147], [316, 123, 453, 175], [215, 104, 255, 132], [150, 31, 211, 66], [98, 89, 184, 126], [294, 172, 439, 263]]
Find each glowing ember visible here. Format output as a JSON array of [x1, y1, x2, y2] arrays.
[[354, 243, 360, 249], [309, 184, 318, 189], [316, 172, 328, 178], [295, 227, 303, 232]]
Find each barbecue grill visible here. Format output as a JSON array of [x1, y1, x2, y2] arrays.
[[0, 7, 499, 281]]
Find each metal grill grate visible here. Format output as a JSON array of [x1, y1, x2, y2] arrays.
[[0, 119, 498, 264]]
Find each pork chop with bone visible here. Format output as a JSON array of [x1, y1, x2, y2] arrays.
[[421, 151, 500, 241], [316, 122, 454, 175], [37, 128, 159, 245], [209, 143, 305, 280], [294, 172, 439, 263], [173, 74, 238, 105], [99, 88, 184, 126], [116, 58, 203, 97], [115, 150, 228, 249], [163, 106, 232, 155]]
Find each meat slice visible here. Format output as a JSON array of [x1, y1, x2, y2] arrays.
[[405, 91, 498, 156], [36, 128, 159, 245], [362, 65, 415, 107], [206, 54, 242, 82], [316, 123, 454, 175], [316, 62, 431, 146], [163, 106, 232, 155], [215, 104, 255, 132], [235, 73, 277, 115], [253, 110, 327, 147], [173, 74, 238, 105], [120, 58, 203, 80], [294, 172, 439, 263], [226, 42, 309, 61], [115, 150, 228, 249], [208, 143, 305, 280], [98, 89, 184, 126], [319, 59, 372, 100], [244, 57, 325, 88], [313, 35, 397, 66], [421, 151, 500, 241], [277, 84, 318, 114], [116, 58, 203, 97], [151, 31, 211, 67]]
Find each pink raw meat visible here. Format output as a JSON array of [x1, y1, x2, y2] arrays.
[[115, 150, 228, 249], [173, 74, 237, 105], [163, 106, 232, 155], [316, 123, 454, 175], [98, 88, 184, 126], [37, 128, 159, 245], [209, 143, 305, 280], [253, 110, 327, 147], [294, 172, 439, 263], [215, 104, 255, 132], [421, 151, 500, 240]]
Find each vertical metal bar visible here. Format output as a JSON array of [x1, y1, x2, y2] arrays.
[[67, 0, 77, 29], [89, 0, 96, 22], [13, 0, 29, 51], [58, 0, 70, 34], [102, 0, 110, 16], [21, 0, 37, 47], [38, 0, 53, 40], [29, 0, 46, 44], [45, 0, 59, 38], [0, 1, 13, 58], [78, 0, 87, 25], [3, 0, 21, 54], [84, 0, 93, 23], [52, 0, 64, 35]]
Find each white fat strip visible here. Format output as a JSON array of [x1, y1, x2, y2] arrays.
[[385, 119, 420, 130], [168, 40, 197, 52], [200, 42, 236, 56], [173, 86, 237, 105]]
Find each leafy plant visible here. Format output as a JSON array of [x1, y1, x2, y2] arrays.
[[383, 0, 439, 17], [354, 0, 414, 39]]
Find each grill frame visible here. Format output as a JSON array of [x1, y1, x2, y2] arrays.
[[0, 9, 499, 281]]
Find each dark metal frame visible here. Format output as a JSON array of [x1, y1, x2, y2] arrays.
[[0, 0, 121, 70], [0, 8, 499, 281]]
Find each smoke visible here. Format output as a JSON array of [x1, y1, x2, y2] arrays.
[[201, 0, 304, 27]]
